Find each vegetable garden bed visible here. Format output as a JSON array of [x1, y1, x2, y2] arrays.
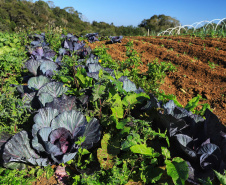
[[0, 31, 226, 185], [88, 36, 226, 126]]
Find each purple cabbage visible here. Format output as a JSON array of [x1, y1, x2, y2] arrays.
[[2, 108, 101, 168], [150, 99, 226, 183], [109, 36, 123, 43]]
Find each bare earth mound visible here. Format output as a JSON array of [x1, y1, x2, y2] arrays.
[[88, 36, 226, 125]]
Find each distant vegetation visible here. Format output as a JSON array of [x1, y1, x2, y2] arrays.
[[138, 14, 180, 34], [0, 0, 180, 36]]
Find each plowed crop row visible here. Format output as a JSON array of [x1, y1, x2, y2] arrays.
[[88, 36, 226, 125], [133, 36, 226, 51], [131, 37, 226, 66]]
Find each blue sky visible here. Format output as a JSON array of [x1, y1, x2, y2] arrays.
[[40, 0, 226, 27]]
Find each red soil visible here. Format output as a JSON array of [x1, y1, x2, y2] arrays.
[[88, 36, 226, 125]]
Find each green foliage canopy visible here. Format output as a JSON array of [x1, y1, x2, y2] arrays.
[[139, 14, 180, 33]]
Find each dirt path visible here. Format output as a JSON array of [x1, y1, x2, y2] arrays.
[[88, 36, 226, 125]]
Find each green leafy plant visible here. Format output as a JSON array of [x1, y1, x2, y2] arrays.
[[0, 165, 54, 185], [208, 61, 219, 69], [146, 58, 176, 92], [165, 157, 189, 185]]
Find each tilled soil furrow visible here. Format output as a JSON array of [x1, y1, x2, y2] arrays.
[[133, 36, 226, 51], [139, 36, 226, 43], [130, 39, 226, 124], [129, 39, 226, 82], [131, 37, 226, 67], [88, 37, 226, 125]]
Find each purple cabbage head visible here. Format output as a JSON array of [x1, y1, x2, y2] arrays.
[[2, 108, 101, 169], [151, 99, 226, 183], [109, 36, 123, 43]]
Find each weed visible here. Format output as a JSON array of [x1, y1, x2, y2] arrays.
[[193, 56, 198, 61], [208, 61, 219, 69], [145, 58, 176, 92], [0, 165, 54, 184]]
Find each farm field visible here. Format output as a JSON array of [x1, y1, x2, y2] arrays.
[[0, 0, 226, 182], [1, 31, 226, 184], [88, 36, 226, 125]]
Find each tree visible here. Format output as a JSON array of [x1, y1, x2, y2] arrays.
[[47, 1, 55, 8], [64, 7, 78, 16], [139, 14, 180, 33]]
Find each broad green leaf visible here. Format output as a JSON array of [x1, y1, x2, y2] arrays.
[[142, 166, 164, 184], [159, 94, 183, 108], [111, 93, 123, 107], [116, 118, 129, 129], [185, 94, 201, 112], [111, 106, 124, 120], [111, 79, 124, 93], [59, 76, 74, 83], [13, 38, 20, 43], [114, 70, 123, 80], [161, 147, 171, 160], [75, 73, 93, 88], [197, 103, 212, 116], [165, 157, 189, 185], [122, 93, 149, 107], [98, 69, 104, 78], [122, 93, 139, 107], [123, 69, 130, 76], [105, 74, 115, 82], [121, 135, 137, 151], [120, 126, 131, 134], [214, 170, 226, 184], [79, 148, 90, 155], [110, 93, 124, 120], [97, 134, 115, 170], [130, 144, 160, 157], [92, 84, 106, 101]]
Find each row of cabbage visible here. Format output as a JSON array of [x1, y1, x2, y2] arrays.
[[2, 33, 104, 170], [1, 32, 226, 184]]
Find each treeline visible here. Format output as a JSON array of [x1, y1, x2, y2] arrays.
[[0, 0, 180, 36]]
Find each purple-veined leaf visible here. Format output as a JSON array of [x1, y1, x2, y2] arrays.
[[32, 108, 59, 137], [3, 131, 49, 170], [51, 110, 87, 137], [174, 134, 197, 160], [81, 118, 101, 149], [87, 63, 102, 73], [37, 82, 68, 98], [28, 75, 51, 90], [39, 60, 58, 76], [24, 59, 42, 76], [38, 92, 54, 107], [118, 76, 137, 92], [45, 94, 77, 113]]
